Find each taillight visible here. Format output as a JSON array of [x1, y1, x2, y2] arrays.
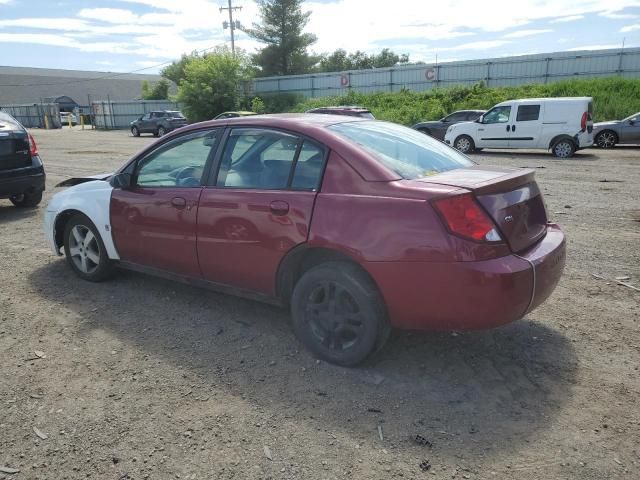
[[580, 112, 588, 131], [28, 132, 38, 156], [433, 193, 502, 243]]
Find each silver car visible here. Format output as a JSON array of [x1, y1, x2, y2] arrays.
[[593, 112, 640, 148]]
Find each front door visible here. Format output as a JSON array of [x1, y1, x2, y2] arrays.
[[110, 129, 219, 276], [510, 103, 542, 148], [197, 128, 326, 294], [475, 105, 512, 148], [618, 114, 640, 143]]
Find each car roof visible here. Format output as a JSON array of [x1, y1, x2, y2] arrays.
[[495, 97, 592, 106], [307, 106, 371, 113], [191, 113, 365, 130]]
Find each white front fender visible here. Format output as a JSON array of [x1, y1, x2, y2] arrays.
[[43, 180, 120, 260]]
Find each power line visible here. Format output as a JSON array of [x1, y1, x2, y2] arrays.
[[0, 44, 222, 88]]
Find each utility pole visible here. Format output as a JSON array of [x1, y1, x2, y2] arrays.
[[220, 0, 242, 55]]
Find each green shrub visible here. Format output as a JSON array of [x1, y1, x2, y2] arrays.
[[270, 77, 640, 124]]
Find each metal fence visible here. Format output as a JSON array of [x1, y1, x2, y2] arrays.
[[0, 103, 61, 128], [92, 100, 182, 129], [252, 47, 640, 98]]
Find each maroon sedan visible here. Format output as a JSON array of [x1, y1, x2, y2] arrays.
[[44, 114, 566, 366]]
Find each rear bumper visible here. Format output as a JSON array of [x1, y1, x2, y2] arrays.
[[0, 169, 45, 198], [363, 224, 566, 331]]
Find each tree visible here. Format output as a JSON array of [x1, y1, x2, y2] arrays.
[[161, 53, 194, 85], [141, 79, 170, 100], [317, 48, 410, 73], [245, 0, 317, 76], [177, 47, 252, 121]]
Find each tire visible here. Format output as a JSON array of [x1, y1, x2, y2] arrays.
[[63, 213, 115, 282], [131, 126, 140, 137], [157, 126, 166, 137], [595, 130, 617, 148], [454, 135, 475, 154], [10, 190, 42, 208], [552, 139, 576, 158], [291, 261, 389, 367]]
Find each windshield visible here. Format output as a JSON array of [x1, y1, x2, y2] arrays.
[[622, 112, 640, 122], [329, 121, 473, 179]]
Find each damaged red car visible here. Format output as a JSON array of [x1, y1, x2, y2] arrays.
[[44, 114, 566, 366]]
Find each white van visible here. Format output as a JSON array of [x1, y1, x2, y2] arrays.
[[444, 97, 593, 158]]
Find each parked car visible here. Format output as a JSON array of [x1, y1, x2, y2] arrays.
[[412, 110, 485, 140], [0, 112, 45, 207], [213, 111, 257, 120], [130, 110, 187, 137], [306, 106, 375, 119], [444, 97, 594, 158], [592, 112, 640, 148], [44, 114, 565, 366], [60, 112, 77, 126]]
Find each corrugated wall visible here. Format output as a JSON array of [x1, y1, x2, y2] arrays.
[[91, 100, 182, 129], [252, 47, 640, 97], [0, 103, 61, 129]]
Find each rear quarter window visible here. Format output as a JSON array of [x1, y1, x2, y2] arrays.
[[516, 105, 541, 122]]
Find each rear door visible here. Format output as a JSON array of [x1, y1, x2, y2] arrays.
[[110, 128, 219, 276], [475, 105, 512, 148], [510, 103, 542, 148], [197, 127, 326, 294]]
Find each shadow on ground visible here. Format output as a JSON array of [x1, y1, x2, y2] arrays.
[[0, 203, 39, 224], [29, 259, 578, 460], [473, 150, 598, 160]]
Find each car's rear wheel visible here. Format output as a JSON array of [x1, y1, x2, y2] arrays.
[[552, 139, 576, 158], [10, 190, 42, 208], [291, 261, 389, 367], [454, 135, 474, 154], [131, 126, 140, 137], [63, 213, 115, 282], [595, 130, 617, 148], [157, 126, 166, 137]]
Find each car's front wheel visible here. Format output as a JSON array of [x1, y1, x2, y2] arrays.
[[454, 135, 475, 154], [291, 261, 389, 367], [595, 130, 617, 148], [10, 190, 42, 208], [131, 126, 140, 137], [63, 213, 115, 282]]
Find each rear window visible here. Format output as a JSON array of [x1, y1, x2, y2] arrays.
[[168, 112, 185, 118], [329, 121, 473, 179]]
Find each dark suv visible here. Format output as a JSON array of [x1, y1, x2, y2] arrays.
[[0, 112, 45, 207], [130, 110, 187, 137], [412, 110, 485, 141], [306, 106, 375, 119]]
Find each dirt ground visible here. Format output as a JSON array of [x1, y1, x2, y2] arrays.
[[1, 127, 639, 480]]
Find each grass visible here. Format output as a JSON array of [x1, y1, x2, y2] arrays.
[[262, 77, 640, 125]]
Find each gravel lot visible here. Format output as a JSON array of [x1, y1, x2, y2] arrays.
[[1, 127, 639, 480]]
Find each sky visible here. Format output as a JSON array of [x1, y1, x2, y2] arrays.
[[0, 0, 639, 74]]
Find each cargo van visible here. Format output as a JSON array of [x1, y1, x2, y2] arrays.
[[444, 97, 593, 158]]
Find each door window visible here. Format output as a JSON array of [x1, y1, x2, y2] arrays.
[[216, 129, 326, 190], [516, 105, 541, 122], [136, 130, 218, 187], [482, 106, 511, 124], [141, 113, 151, 121]]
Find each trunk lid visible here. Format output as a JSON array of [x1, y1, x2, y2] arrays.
[[0, 130, 31, 172], [419, 166, 548, 252]]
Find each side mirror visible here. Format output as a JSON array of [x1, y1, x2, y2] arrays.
[[441, 118, 449, 123], [111, 172, 132, 189], [629, 119, 635, 125]]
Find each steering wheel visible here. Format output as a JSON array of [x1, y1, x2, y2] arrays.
[[171, 165, 202, 187]]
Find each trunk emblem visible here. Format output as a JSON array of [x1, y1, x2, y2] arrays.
[[504, 215, 514, 223]]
